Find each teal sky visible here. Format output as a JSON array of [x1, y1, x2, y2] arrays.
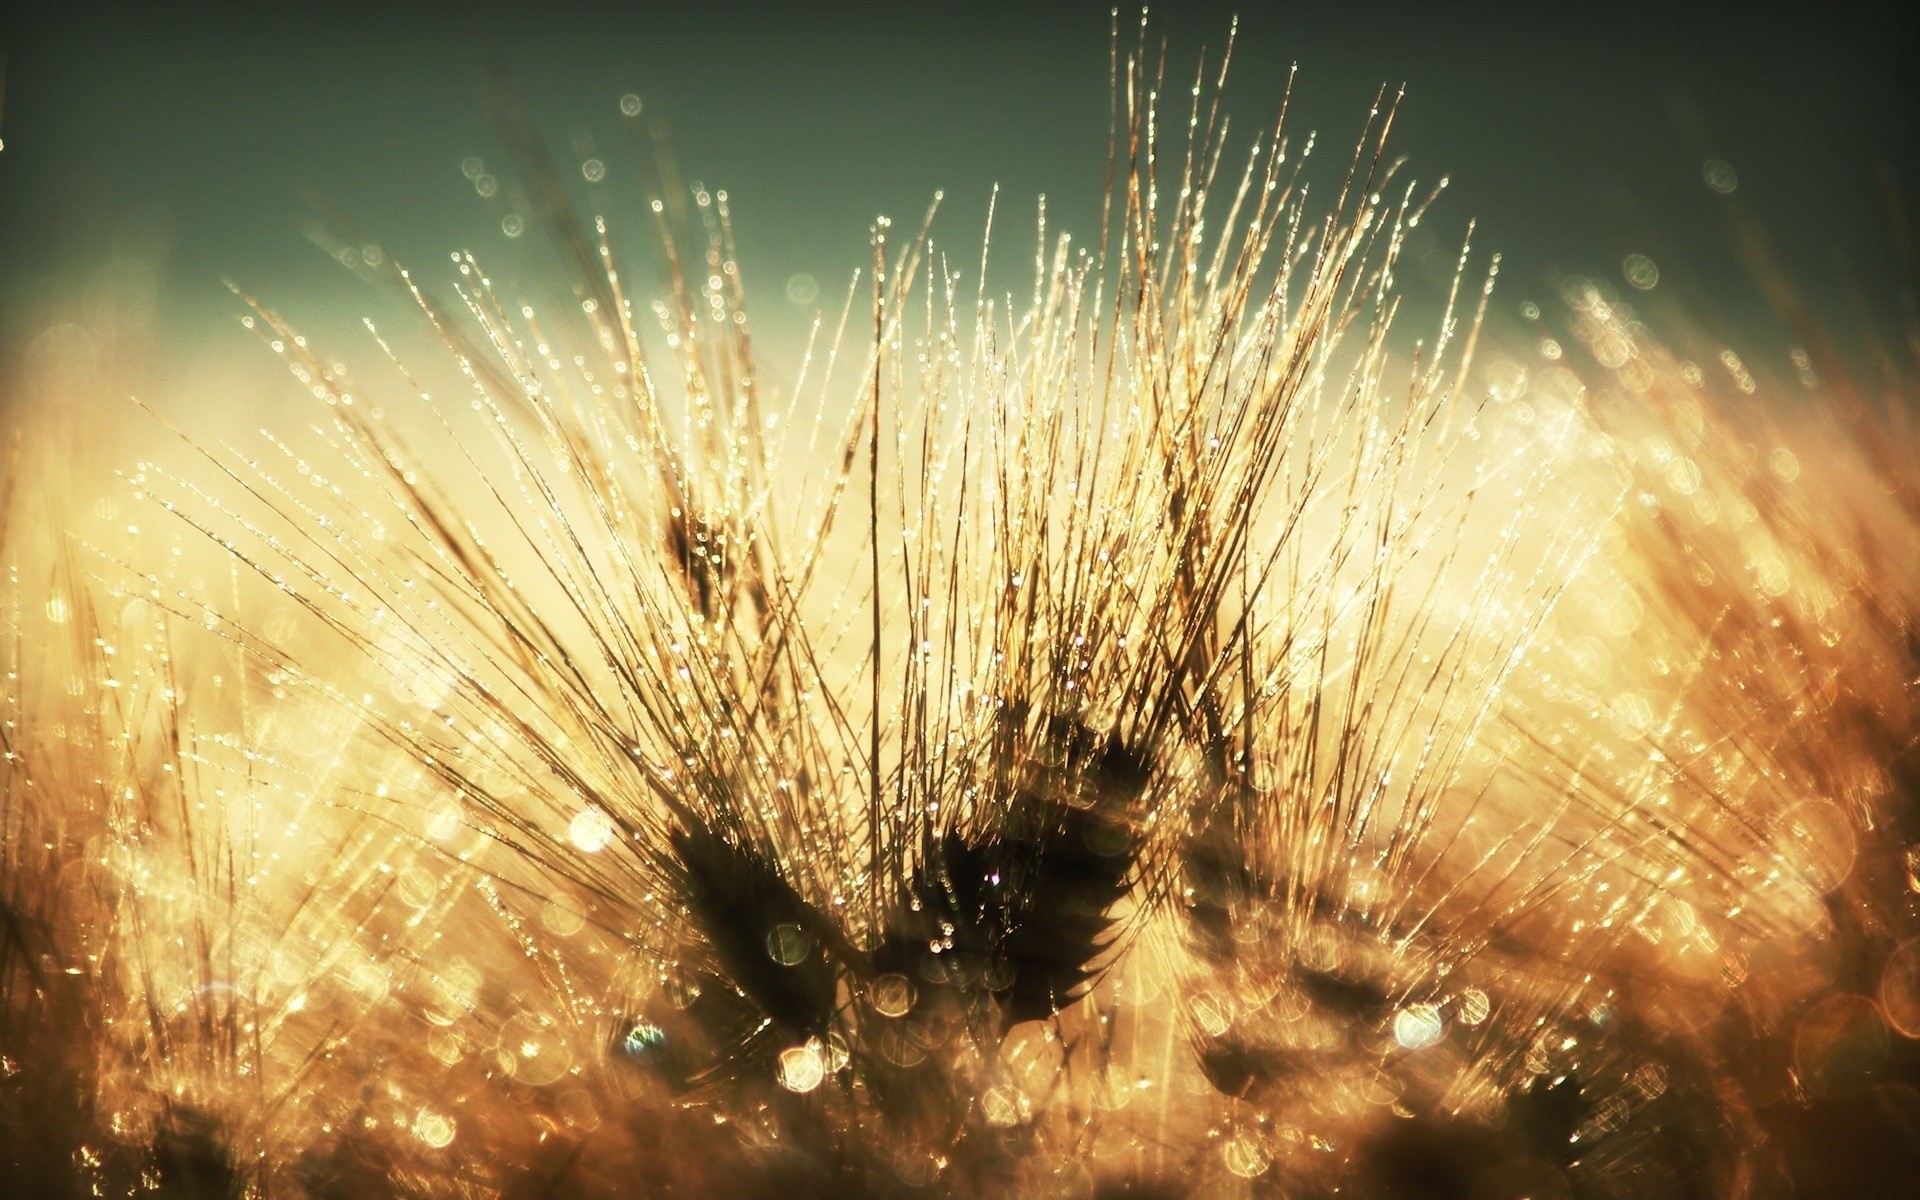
[[2, 2, 1914, 428]]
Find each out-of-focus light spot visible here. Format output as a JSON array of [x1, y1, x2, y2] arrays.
[[1703, 158, 1738, 194], [1394, 1003, 1445, 1050], [871, 973, 915, 1017], [1774, 800, 1858, 894], [44, 596, 69, 624], [1883, 937, 1920, 1037], [1718, 348, 1756, 393], [428, 1027, 464, 1064], [786, 273, 820, 306], [582, 159, 606, 183], [1622, 253, 1659, 290], [875, 1021, 934, 1068], [982, 1084, 1024, 1127], [824, 1033, 852, 1071], [1457, 988, 1490, 1026], [557, 1088, 601, 1132], [475, 174, 498, 198], [1768, 446, 1801, 482], [777, 1041, 827, 1093], [894, 1147, 942, 1186], [441, 956, 483, 1013], [348, 961, 390, 1002], [1189, 989, 1232, 1037], [501, 215, 525, 239], [1246, 756, 1277, 793], [766, 923, 811, 966], [1789, 346, 1819, 388], [1630, 1062, 1669, 1099], [1794, 993, 1888, 1095], [541, 893, 586, 936], [1487, 358, 1528, 402], [660, 969, 702, 1010], [461, 156, 485, 180], [413, 1108, 455, 1148], [397, 865, 438, 908], [424, 803, 462, 842], [496, 1012, 571, 1085], [620, 94, 643, 118], [1610, 691, 1654, 734], [1223, 1131, 1272, 1178], [568, 809, 616, 853]]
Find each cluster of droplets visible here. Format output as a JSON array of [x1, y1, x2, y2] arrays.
[[7, 14, 1920, 1200]]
